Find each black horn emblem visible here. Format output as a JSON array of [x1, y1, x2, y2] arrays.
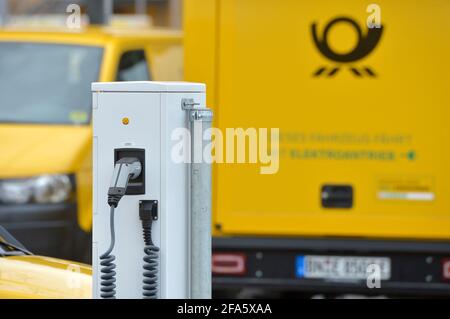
[[311, 16, 383, 77]]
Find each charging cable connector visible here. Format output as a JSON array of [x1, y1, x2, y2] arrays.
[[139, 200, 159, 299], [100, 157, 142, 299], [107, 157, 141, 207]]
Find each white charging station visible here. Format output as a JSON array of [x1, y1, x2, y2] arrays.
[[92, 81, 212, 299]]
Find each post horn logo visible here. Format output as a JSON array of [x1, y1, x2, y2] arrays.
[[311, 16, 383, 78]]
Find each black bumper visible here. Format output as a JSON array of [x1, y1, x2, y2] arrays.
[[212, 236, 450, 296], [0, 203, 87, 261]]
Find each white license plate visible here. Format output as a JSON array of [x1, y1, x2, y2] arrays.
[[296, 255, 391, 280]]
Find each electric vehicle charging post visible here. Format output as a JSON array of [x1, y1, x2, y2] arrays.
[[92, 81, 212, 299]]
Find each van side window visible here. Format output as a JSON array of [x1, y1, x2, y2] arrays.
[[116, 50, 151, 81]]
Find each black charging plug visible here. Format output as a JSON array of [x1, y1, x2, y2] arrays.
[[107, 157, 142, 207], [139, 200, 158, 222]]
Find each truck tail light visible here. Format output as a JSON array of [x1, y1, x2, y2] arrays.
[[212, 252, 246, 275], [443, 258, 450, 280]]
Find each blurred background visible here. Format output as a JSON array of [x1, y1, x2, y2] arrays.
[[2, 0, 182, 28], [0, 0, 449, 299]]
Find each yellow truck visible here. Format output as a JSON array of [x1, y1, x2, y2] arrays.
[[184, 0, 450, 296], [0, 26, 182, 263]]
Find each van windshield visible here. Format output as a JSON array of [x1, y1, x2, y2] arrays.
[[0, 42, 103, 125]]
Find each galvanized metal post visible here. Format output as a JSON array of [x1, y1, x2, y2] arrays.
[[183, 100, 213, 299]]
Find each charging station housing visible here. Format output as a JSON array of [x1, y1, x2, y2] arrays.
[[92, 81, 209, 298]]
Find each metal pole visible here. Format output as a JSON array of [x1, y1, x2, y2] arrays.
[[135, 0, 146, 15], [169, 0, 182, 29], [188, 107, 213, 299], [87, 0, 113, 25], [0, 0, 8, 26], [104, 0, 113, 23]]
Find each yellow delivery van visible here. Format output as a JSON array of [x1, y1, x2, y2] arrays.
[[0, 26, 182, 263], [184, 0, 450, 296]]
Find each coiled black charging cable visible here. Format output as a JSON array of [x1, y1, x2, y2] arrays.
[[139, 200, 159, 299]]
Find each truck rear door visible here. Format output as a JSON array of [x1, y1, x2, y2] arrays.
[[187, 0, 450, 240]]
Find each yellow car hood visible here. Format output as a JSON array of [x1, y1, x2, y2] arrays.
[[0, 124, 91, 178], [0, 255, 91, 299]]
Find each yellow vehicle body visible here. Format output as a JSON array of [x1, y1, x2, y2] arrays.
[[184, 0, 450, 295], [0, 26, 182, 261], [0, 255, 91, 299]]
